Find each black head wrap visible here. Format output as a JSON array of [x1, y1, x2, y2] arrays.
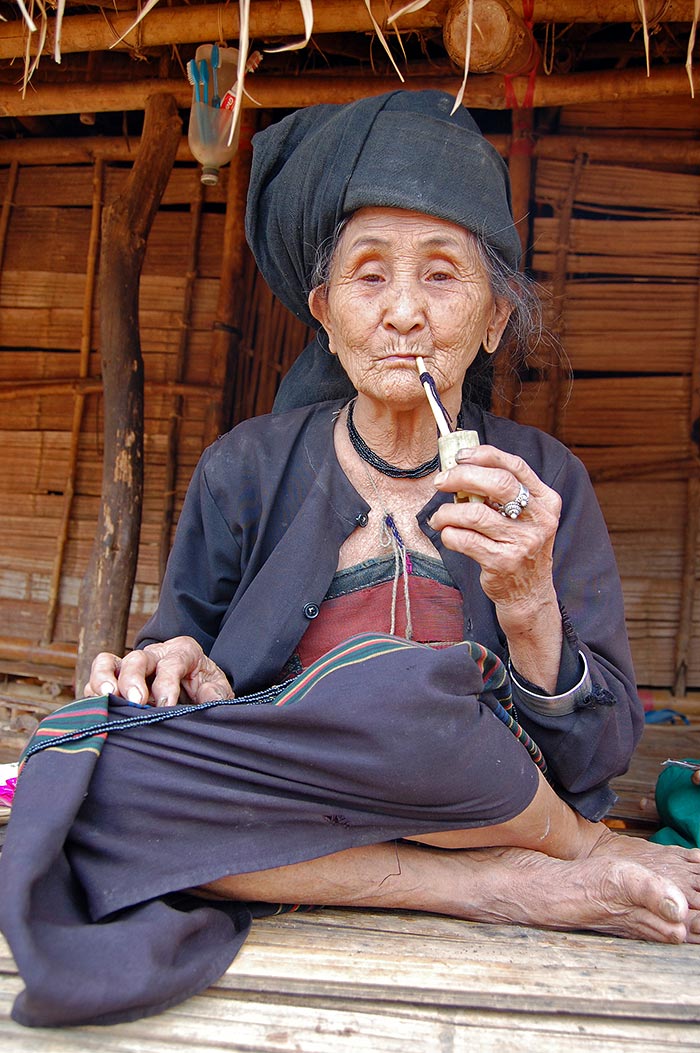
[[245, 90, 520, 412]]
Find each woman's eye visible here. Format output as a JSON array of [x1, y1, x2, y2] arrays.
[[427, 271, 454, 282], [358, 272, 384, 284]]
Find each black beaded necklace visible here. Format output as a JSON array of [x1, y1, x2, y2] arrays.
[[346, 400, 461, 480]]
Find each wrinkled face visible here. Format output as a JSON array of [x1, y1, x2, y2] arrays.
[[308, 207, 511, 409]]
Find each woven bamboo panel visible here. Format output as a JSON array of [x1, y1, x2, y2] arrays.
[[13, 163, 225, 209], [533, 217, 700, 278], [0, 156, 227, 672], [530, 108, 700, 691], [541, 281, 695, 374], [536, 159, 700, 213]]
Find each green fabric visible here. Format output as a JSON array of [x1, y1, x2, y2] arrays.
[[649, 758, 700, 848]]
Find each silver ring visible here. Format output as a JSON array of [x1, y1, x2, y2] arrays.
[[499, 483, 529, 520]]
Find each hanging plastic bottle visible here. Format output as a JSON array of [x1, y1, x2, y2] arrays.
[[187, 44, 242, 187]]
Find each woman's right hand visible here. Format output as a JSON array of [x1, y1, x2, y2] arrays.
[[84, 636, 234, 708]]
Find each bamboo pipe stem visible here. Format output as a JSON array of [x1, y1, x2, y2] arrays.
[[1, 66, 700, 119], [415, 357, 451, 436], [0, 1, 696, 63], [43, 157, 104, 646]]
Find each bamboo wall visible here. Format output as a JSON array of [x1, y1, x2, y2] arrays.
[[0, 96, 698, 692], [0, 159, 229, 683], [514, 97, 700, 689]]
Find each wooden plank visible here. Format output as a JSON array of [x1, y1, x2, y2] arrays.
[[559, 97, 700, 134], [2, 983, 700, 1053], [2, 909, 700, 1050], [610, 725, 700, 825]]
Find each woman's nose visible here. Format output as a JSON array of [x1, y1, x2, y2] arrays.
[[381, 281, 425, 333]]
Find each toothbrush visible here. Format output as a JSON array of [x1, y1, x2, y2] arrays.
[[187, 59, 201, 103], [199, 58, 210, 106], [210, 43, 221, 107]]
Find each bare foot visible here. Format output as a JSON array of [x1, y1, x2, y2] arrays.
[[446, 846, 691, 943]]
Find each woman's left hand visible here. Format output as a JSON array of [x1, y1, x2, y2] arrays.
[[429, 444, 562, 626]]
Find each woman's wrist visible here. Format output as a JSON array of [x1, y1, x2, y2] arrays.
[[496, 592, 563, 695]]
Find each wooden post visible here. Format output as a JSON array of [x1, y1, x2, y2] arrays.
[[204, 112, 256, 445], [76, 94, 182, 691], [43, 158, 104, 644]]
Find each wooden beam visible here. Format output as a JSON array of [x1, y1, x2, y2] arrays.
[[1, 66, 699, 119], [0, 1, 446, 60], [0, 135, 195, 165], [75, 93, 182, 691], [5, 130, 700, 168], [0, 1, 696, 63]]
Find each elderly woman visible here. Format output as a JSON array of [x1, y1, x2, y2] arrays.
[[2, 91, 700, 1028]]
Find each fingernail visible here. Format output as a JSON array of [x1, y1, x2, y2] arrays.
[[661, 896, 683, 921], [456, 447, 476, 462], [100, 681, 115, 696], [434, 471, 448, 484], [127, 686, 144, 705]]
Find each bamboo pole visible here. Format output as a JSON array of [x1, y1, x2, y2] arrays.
[[203, 113, 256, 445], [491, 106, 534, 420], [0, 1, 696, 63], [0, 637, 77, 669], [0, 378, 222, 400], [548, 152, 585, 440], [1, 66, 700, 119], [75, 93, 182, 691], [0, 136, 196, 165], [673, 226, 700, 694], [0, 1, 446, 61], [159, 172, 204, 582], [0, 160, 18, 271], [43, 157, 104, 646], [5, 131, 700, 168]]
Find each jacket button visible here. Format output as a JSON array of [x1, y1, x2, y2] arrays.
[[303, 602, 320, 619], [355, 512, 369, 527]]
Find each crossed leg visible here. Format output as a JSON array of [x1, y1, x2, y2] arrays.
[[199, 772, 700, 944]]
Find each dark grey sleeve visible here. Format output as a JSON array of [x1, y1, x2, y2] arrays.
[[135, 448, 242, 668], [509, 451, 645, 820]]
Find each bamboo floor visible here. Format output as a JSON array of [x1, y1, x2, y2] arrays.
[[0, 725, 699, 1052]]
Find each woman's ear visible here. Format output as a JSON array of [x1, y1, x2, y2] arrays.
[[308, 286, 330, 329], [483, 296, 512, 354]]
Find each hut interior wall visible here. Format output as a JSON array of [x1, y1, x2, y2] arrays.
[[0, 159, 229, 684], [516, 97, 700, 689], [0, 95, 698, 693]]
